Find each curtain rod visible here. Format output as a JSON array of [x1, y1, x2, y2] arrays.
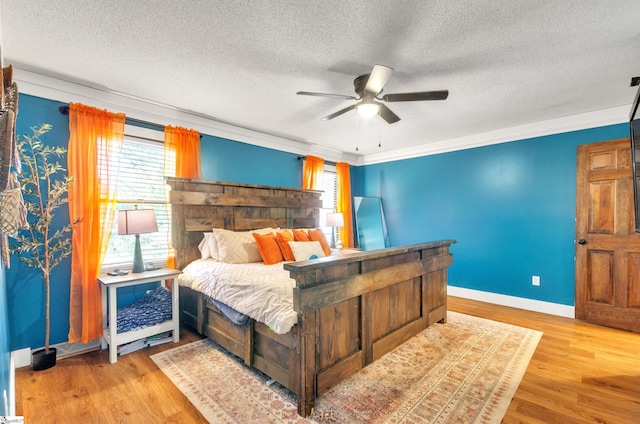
[[58, 105, 202, 138], [297, 155, 337, 167]]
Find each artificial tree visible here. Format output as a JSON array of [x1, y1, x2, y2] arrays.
[[11, 123, 72, 369]]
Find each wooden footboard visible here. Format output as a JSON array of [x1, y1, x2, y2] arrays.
[[168, 177, 454, 417], [179, 240, 453, 417], [286, 240, 453, 416]]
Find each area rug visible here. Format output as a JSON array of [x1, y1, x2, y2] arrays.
[[151, 312, 542, 423]]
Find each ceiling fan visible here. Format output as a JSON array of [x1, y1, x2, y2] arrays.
[[297, 64, 448, 124]]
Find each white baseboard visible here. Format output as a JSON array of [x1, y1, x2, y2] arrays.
[[11, 339, 101, 369], [12, 348, 30, 369], [53, 339, 101, 360], [448, 286, 575, 318], [9, 351, 16, 416]]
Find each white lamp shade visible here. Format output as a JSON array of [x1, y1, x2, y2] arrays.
[[326, 212, 344, 228], [118, 209, 158, 235]]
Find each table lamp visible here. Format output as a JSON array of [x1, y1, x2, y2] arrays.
[[326, 212, 344, 249], [118, 208, 158, 273]]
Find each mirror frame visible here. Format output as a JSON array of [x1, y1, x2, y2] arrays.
[[353, 196, 389, 250]]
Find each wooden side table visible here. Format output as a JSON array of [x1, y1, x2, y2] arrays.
[[98, 267, 182, 363]]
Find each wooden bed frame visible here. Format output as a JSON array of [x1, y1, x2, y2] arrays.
[[167, 177, 455, 417]]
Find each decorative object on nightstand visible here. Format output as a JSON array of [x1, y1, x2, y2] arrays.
[[118, 207, 158, 273], [326, 212, 344, 249]]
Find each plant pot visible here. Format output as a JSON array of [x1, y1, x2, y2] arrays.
[[32, 347, 57, 371]]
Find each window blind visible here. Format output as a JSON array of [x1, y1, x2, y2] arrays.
[[102, 135, 173, 269], [319, 168, 337, 241]]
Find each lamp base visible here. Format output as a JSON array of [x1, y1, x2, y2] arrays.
[[132, 234, 145, 273]]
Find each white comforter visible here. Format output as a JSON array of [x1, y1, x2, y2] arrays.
[[178, 259, 298, 334]]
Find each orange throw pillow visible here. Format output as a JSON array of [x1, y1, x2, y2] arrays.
[[276, 230, 296, 261], [252, 232, 283, 265], [292, 228, 311, 241], [308, 228, 332, 256]]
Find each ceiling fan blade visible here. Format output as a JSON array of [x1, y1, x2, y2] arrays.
[[378, 103, 401, 124], [364, 65, 394, 95], [382, 90, 449, 102], [321, 104, 357, 121], [297, 91, 358, 100]]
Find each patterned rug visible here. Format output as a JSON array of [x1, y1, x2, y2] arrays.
[[151, 312, 542, 423]]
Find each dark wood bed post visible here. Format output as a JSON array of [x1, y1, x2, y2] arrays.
[[297, 311, 317, 417]]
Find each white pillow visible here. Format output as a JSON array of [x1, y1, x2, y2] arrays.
[[213, 227, 275, 263], [198, 232, 213, 259], [288, 241, 326, 261], [208, 230, 220, 260]]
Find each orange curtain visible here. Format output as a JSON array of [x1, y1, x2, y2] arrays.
[[164, 125, 202, 179], [164, 125, 201, 268], [336, 162, 354, 248], [302, 155, 324, 190], [68, 103, 125, 344]]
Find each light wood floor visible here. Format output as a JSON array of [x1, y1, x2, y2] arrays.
[[15, 296, 640, 423]]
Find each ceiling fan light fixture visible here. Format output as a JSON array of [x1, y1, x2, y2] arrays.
[[357, 103, 379, 118], [298, 64, 447, 123]]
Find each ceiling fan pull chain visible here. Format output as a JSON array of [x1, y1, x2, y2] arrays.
[[355, 115, 360, 151]]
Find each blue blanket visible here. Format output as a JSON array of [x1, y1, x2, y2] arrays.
[[117, 287, 172, 333]]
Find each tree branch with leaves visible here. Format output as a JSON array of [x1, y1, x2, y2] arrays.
[[11, 123, 73, 353]]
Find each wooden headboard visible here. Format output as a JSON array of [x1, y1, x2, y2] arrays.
[[166, 177, 322, 269]]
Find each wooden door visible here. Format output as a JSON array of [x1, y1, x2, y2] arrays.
[[575, 138, 640, 332]]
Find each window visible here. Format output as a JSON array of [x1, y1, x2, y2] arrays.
[[319, 165, 337, 242], [102, 130, 173, 270]]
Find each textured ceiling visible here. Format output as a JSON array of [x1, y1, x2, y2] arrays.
[[1, 0, 639, 160]]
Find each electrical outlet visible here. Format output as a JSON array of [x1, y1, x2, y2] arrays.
[[532, 275, 540, 286]]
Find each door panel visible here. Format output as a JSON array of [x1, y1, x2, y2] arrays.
[[576, 138, 640, 332], [588, 181, 615, 233], [586, 250, 613, 304]]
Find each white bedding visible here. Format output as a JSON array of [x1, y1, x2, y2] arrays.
[[178, 259, 298, 334]]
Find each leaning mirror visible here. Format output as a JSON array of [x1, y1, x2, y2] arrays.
[[353, 196, 389, 251]]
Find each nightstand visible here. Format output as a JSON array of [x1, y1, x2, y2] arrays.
[[98, 267, 182, 363]]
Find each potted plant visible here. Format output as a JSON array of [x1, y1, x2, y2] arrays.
[[11, 123, 72, 370]]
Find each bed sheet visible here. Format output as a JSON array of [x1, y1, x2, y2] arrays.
[[178, 259, 298, 334]]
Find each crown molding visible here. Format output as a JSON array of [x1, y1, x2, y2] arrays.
[[13, 68, 358, 165], [14, 67, 629, 168], [358, 106, 630, 165]]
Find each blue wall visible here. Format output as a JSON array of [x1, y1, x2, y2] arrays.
[[7, 94, 72, 351], [353, 124, 629, 306], [7, 94, 303, 350], [7, 92, 630, 352], [200, 134, 302, 186]]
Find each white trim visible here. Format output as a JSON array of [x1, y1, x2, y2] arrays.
[[8, 353, 15, 416], [50, 339, 101, 360], [125, 124, 163, 141], [358, 106, 630, 165], [11, 339, 101, 370], [448, 285, 575, 318], [14, 68, 358, 165], [11, 348, 30, 369], [14, 67, 629, 166]]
